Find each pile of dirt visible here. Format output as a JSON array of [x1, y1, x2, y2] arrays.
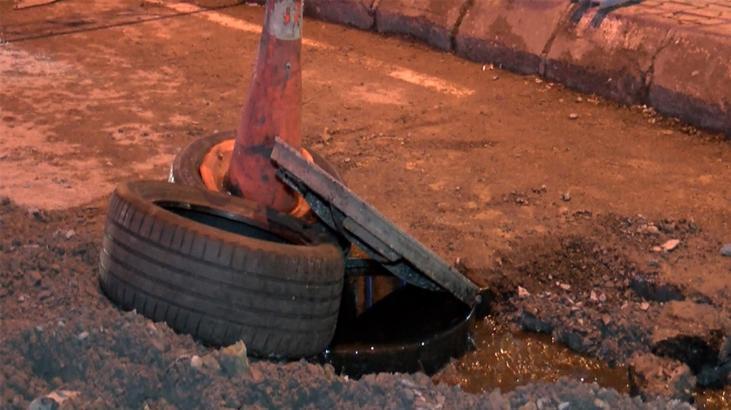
[[0, 309, 693, 409]]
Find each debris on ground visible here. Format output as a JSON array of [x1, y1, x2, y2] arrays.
[[660, 239, 681, 252], [628, 353, 696, 401]]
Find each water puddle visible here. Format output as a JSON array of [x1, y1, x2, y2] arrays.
[[436, 317, 628, 394], [437, 317, 729, 410]]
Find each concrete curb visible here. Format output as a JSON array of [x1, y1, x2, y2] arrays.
[[304, 0, 374, 30], [374, 0, 469, 51], [302, 0, 730, 137]]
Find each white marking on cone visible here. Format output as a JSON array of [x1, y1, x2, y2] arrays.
[[152, 1, 474, 97], [269, 0, 303, 41]]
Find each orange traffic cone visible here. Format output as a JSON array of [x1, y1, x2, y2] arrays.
[[228, 0, 304, 213]]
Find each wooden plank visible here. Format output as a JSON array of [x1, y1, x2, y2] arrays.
[[272, 138, 480, 305]]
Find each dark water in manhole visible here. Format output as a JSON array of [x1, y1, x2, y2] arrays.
[[323, 284, 472, 378], [437, 317, 729, 410]]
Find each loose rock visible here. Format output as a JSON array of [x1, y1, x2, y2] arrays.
[[29, 390, 80, 410], [27, 270, 42, 286], [628, 353, 696, 401], [660, 239, 681, 252], [219, 341, 250, 377], [190, 355, 204, 370], [721, 243, 731, 257]]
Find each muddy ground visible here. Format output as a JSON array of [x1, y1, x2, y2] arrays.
[[1, 0, 730, 408], [0, 198, 696, 409]]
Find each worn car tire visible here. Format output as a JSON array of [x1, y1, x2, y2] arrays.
[[169, 130, 344, 187], [99, 180, 345, 358]]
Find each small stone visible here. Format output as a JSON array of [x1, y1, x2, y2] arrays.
[[39, 290, 52, 300], [219, 341, 250, 377], [77, 331, 89, 341], [201, 354, 221, 371], [190, 355, 203, 369], [18, 295, 25, 303], [638, 224, 660, 235], [640, 302, 650, 311], [558, 282, 571, 291], [29, 390, 80, 410], [575, 97, 583, 103], [590, 290, 598, 302], [63, 230, 75, 239], [558, 403, 570, 410], [492, 75, 499, 81], [720, 244, 731, 257], [518, 286, 530, 298], [561, 192, 571, 202], [651, 246, 663, 253], [661, 239, 681, 252], [598, 292, 607, 302], [28, 270, 42, 286], [568, 113, 579, 120]]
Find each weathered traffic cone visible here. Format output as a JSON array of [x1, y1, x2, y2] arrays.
[[228, 0, 303, 213]]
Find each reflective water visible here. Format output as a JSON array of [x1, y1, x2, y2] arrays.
[[439, 317, 729, 410], [437, 317, 628, 394]]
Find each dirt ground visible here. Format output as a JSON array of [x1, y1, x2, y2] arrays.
[[1, 0, 729, 408]]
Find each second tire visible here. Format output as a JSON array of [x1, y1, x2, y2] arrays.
[[99, 180, 345, 358]]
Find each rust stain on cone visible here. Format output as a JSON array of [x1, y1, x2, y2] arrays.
[[228, 0, 303, 212]]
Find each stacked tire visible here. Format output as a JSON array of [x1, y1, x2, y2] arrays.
[[99, 135, 346, 358]]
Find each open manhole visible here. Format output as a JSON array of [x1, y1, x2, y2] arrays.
[[322, 272, 474, 378]]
